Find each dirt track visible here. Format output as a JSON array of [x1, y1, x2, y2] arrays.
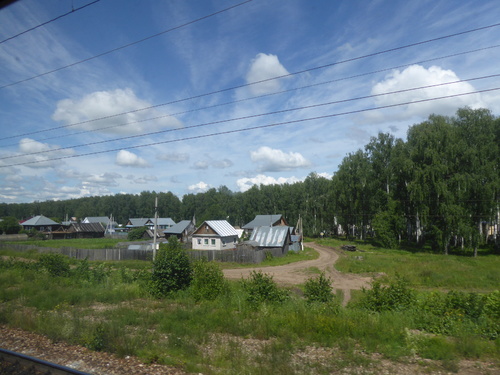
[[223, 242, 373, 305]]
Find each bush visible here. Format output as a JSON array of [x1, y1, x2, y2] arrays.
[[190, 258, 228, 301], [359, 275, 415, 312], [304, 272, 334, 304], [149, 236, 192, 297], [38, 253, 70, 277], [128, 226, 147, 241], [0, 216, 21, 234], [242, 271, 288, 306]]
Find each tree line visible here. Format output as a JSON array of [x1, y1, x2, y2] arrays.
[[1, 108, 498, 255]]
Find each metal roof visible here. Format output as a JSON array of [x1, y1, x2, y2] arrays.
[[164, 220, 192, 235], [69, 222, 105, 233], [242, 215, 283, 229], [202, 220, 238, 237], [21, 215, 59, 226], [250, 226, 290, 247], [126, 218, 150, 227]]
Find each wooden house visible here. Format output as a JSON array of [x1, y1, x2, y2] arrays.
[[192, 220, 238, 250]]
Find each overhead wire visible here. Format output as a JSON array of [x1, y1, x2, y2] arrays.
[[1, 86, 498, 168], [0, 0, 253, 89], [3, 43, 500, 147], [1, 73, 498, 162], [0, 0, 100, 44]]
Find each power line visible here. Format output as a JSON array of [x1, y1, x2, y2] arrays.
[[0, 0, 100, 44], [2, 42, 499, 144], [0, 0, 253, 89], [1, 87, 498, 168], [1, 74, 498, 161]]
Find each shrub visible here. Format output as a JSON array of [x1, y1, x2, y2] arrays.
[[484, 290, 500, 319], [38, 253, 70, 277], [190, 258, 228, 301], [242, 271, 288, 306], [149, 236, 192, 297], [359, 275, 415, 312], [0, 216, 21, 234], [304, 272, 334, 304], [128, 226, 147, 241]]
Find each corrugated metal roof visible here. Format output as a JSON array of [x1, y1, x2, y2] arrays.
[[164, 220, 192, 235], [242, 215, 283, 229], [205, 220, 238, 237], [70, 222, 105, 233], [21, 215, 59, 226], [250, 226, 290, 247], [127, 218, 150, 227], [83, 216, 112, 224], [153, 218, 176, 226]]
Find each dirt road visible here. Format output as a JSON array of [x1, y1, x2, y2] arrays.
[[223, 242, 373, 305]]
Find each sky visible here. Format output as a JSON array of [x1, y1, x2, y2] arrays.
[[1, 0, 499, 204]]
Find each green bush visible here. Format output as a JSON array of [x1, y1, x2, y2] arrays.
[[359, 275, 415, 312], [128, 226, 147, 241], [149, 236, 192, 297], [38, 253, 70, 277], [190, 259, 228, 301], [484, 290, 500, 319], [242, 271, 288, 306], [304, 272, 334, 304], [0, 216, 21, 234]]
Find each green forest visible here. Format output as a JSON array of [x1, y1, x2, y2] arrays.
[[1, 108, 499, 255]]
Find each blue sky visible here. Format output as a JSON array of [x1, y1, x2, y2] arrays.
[[1, 0, 499, 203]]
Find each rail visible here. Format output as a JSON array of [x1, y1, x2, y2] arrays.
[[0, 347, 91, 375]]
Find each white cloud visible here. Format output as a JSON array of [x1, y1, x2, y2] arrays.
[[370, 65, 484, 120], [84, 172, 122, 186], [246, 53, 290, 95], [115, 150, 150, 168], [127, 174, 158, 184], [52, 88, 182, 135], [236, 174, 301, 192], [188, 181, 211, 193], [156, 152, 190, 162], [12, 138, 75, 169], [250, 146, 311, 172]]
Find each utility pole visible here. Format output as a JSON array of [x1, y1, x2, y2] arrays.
[[153, 196, 158, 260]]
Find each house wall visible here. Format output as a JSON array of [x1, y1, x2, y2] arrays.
[[192, 235, 237, 250]]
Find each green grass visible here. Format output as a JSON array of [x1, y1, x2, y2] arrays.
[[316, 238, 500, 292], [8, 238, 124, 249], [0, 242, 499, 374], [218, 246, 319, 269]]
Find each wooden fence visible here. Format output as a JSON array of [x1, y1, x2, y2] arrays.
[[0, 243, 287, 263]]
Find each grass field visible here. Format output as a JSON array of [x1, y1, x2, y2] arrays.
[[0, 240, 498, 374], [9, 238, 125, 249], [314, 238, 500, 292]]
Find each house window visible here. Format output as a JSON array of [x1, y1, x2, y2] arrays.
[[204, 239, 208, 245], [197, 239, 202, 245], [211, 239, 216, 246]]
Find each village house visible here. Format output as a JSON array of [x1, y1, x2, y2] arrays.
[[242, 214, 288, 235], [249, 225, 291, 256], [20, 215, 59, 232], [192, 220, 238, 250], [163, 220, 196, 243]]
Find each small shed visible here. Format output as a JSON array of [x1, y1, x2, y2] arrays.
[[250, 225, 291, 255], [192, 220, 238, 250]]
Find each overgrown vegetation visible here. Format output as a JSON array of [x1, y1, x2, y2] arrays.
[[0, 246, 498, 374]]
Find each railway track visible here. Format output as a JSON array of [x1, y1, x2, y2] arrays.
[[0, 348, 91, 375]]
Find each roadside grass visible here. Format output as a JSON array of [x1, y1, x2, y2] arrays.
[[218, 245, 319, 269], [316, 238, 500, 292]]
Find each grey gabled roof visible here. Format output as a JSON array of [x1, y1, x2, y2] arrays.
[[21, 215, 59, 226], [126, 218, 150, 227], [69, 222, 105, 233], [164, 220, 192, 235], [242, 215, 283, 230], [83, 216, 112, 224], [250, 226, 290, 247], [146, 218, 176, 227]]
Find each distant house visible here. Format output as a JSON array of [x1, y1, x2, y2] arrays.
[[82, 217, 117, 226], [164, 220, 196, 243], [242, 215, 288, 234], [50, 222, 105, 240], [20, 215, 59, 232], [126, 218, 175, 231], [192, 220, 238, 250], [249, 226, 291, 255]]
